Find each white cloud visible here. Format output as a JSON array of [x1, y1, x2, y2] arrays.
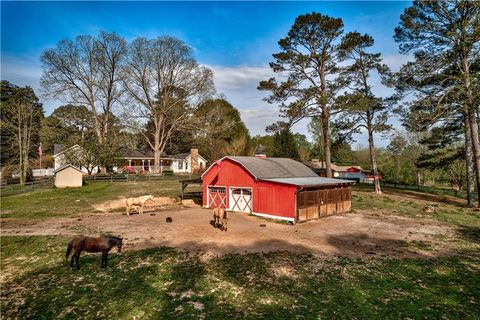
[[1, 54, 58, 113], [206, 64, 281, 136], [207, 64, 273, 91], [381, 53, 413, 72], [1, 56, 401, 148]]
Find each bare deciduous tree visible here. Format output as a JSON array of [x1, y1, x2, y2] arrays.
[[40, 31, 127, 144], [123, 36, 214, 173]]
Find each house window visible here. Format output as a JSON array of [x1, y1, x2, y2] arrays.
[[185, 162, 188, 170], [178, 161, 183, 169]]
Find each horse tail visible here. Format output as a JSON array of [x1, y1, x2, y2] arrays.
[[66, 240, 73, 259]]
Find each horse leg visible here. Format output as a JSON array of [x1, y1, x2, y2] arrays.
[[75, 252, 81, 270], [101, 251, 107, 268], [104, 251, 108, 268], [140, 204, 144, 215], [70, 251, 76, 268]]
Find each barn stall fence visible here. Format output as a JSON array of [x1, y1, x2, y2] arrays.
[[297, 186, 352, 222]]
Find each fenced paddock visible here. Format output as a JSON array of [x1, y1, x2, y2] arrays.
[[358, 180, 478, 200], [1, 174, 200, 197]]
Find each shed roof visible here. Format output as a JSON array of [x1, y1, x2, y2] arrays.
[[227, 156, 318, 179], [264, 177, 354, 187], [54, 164, 83, 174]]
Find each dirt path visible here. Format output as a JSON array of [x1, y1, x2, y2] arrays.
[[1, 206, 455, 258]]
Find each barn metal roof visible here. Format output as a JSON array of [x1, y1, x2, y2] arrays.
[[263, 177, 355, 187], [227, 156, 319, 179]]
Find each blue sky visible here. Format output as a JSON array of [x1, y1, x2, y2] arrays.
[[1, 1, 411, 148]]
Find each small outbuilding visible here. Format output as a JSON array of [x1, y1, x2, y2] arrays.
[[54, 165, 83, 188], [202, 156, 354, 223]]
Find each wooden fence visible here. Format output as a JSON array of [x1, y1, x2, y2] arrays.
[[1, 174, 199, 196]]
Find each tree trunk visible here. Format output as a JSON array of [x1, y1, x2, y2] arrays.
[[462, 60, 480, 207], [367, 128, 381, 194], [321, 108, 332, 178], [467, 108, 480, 207], [465, 116, 474, 207]]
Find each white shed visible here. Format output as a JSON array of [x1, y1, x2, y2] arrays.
[[54, 165, 83, 188]]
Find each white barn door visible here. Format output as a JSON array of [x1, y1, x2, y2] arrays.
[[230, 188, 252, 213]]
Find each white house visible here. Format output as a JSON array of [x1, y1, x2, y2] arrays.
[[116, 148, 207, 174], [53, 144, 99, 175]]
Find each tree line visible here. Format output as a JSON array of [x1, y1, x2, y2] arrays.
[[1, 1, 478, 207], [1, 34, 254, 184], [258, 1, 479, 205]]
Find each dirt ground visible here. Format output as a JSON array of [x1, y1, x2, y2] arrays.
[[1, 197, 456, 258]]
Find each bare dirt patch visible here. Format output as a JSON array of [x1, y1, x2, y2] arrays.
[[1, 205, 455, 258], [93, 196, 184, 213]]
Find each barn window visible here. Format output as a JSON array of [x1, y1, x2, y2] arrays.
[[209, 187, 226, 194]]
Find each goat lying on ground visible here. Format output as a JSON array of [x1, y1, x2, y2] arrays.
[[213, 207, 228, 231], [125, 195, 154, 216]]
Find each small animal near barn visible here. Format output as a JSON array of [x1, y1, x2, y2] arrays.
[[202, 156, 354, 223]]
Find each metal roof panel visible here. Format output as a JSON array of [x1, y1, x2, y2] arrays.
[[263, 177, 355, 186]]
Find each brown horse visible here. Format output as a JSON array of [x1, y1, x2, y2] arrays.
[[66, 236, 123, 270], [213, 207, 228, 231]]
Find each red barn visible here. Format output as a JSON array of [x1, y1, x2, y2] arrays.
[[202, 156, 354, 223]]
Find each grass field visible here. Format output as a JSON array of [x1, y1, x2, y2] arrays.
[[1, 181, 480, 318], [0, 179, 197, 219]]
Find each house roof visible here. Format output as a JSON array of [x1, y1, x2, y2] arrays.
[[303, 161, 365, 173], [53, 144, 82, 157], [264, 177, 354, 187], [54, 164, 83, 174], [168, 152, 190, 160], [119, 147, 155, 159], [119, 148, 207, 161], [54, 144, 65, 155]]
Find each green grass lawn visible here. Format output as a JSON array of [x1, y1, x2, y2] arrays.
[[1, 181, 480, 318], [352, 184, 480, 229], [0, 179, 199, 219], [1, 236, 479, 319]]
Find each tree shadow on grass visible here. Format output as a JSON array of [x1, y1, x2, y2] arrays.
[[456, 225, 480, 244], [380, 187, 467, 209], [2, 236, 480, 319]]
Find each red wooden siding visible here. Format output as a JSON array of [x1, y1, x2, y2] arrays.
[[202, 159, 297, 219], [254, 182, 296, 219]]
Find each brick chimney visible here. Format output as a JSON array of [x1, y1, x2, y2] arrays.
[[190, 148, 199, 172]]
